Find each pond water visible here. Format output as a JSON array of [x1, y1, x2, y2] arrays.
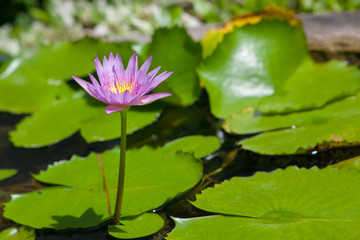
[[1, 89, 360, 239]]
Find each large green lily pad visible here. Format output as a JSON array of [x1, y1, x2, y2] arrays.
[[145, 27, 202, 106], [198, 19, 309, 118], [0, 38, 133, 114], [167, 167, 360, 240], [4, 145, 203, 229]]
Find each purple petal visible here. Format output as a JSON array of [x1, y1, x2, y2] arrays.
[[72, 75, 95, 95], [108, 52, 115, 62], [151, 71, 173, 87], [147, 66, 161, 80], [133, 92, 172, 106], [114, 53, 126, 81], [125, 53, 138, 82], [89, 73, 100, 88], [108, 89, 130, 105], [142, 71, 173, 95], [94, 57, 105, 84], [136, 56, 152, 83], [105, 105, 126, 114]]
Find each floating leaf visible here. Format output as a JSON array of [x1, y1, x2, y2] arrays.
[[257, 60, 360, 114], [170, 215, 360, 240], [240, 115, 360, 155], [80, 105, 162, 143], [0, 226, 35, 240], [10, 96, 162, 147], [163, 135, 221, 158], [0, 169, 17, 181], [145, 27, 202, 106], [0, 38, 133, 114], [0, 79, 74, 114], [224, 92, 360, 155], [225, 91, 360, 135], [9, 95, 98, 148], [198, 20, 309, 118], [4, 146, 202, 229], [168, 167, 360, 240], [108, 213, 164, 239]]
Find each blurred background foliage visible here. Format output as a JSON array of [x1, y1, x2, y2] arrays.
[[0, 0, 359, 58]]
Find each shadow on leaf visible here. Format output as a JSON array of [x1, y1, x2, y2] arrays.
[[51, 208, 106, 229]]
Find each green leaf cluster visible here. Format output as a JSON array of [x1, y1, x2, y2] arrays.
[[2, 28, 202, 147], [198, 19, 360, 155]]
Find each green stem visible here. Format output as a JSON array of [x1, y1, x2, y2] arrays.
[[113, 109, 128, 224]]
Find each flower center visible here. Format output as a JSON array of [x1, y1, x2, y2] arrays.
[[108, 82, 135, 94]]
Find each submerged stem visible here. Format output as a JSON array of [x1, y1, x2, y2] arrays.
[[113, 109, 128, 224]]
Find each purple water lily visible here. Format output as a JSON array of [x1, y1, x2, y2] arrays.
[[72, 52, 173, 114]]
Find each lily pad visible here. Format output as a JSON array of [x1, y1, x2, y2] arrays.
[[10, 95, 162, 147], [0, 38, 133, 114], [163, 135, 221, 158], [145, 27, 202, 106], [224, 92, 360, 155], [257, 60, 360, 114], [167, 167, 360, 240], [4, 146, 202, 229], [198, 19, 309, 118], [108, 213, 164, 239], [240, 114, 360, 155], [80, 105, 162, 143], [0, 169, 17, 181], [9, 94, 98, 148], [0, 226, 35, 240]]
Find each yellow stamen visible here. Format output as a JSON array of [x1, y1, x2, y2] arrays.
[[108, 82, 135, 94]]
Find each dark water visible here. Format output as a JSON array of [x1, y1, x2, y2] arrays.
[[1, 90, 360, 239]]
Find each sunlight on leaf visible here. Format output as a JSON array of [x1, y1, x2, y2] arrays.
[[198, 19, 309, 118], [201, 6, 300, 59], [0, 226, 35, 240]]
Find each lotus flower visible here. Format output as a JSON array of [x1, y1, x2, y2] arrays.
[[72, 52, 173, 114]]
